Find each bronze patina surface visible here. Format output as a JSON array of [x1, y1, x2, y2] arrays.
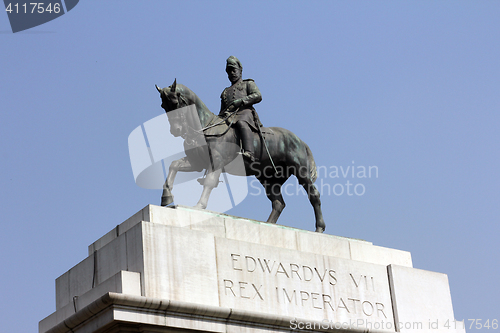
[[156, 58, 325, 232]]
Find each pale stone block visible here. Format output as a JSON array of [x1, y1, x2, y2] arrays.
[[350, 241, 413, 268], [124, 223, 145, 295], [150, 205, 255, 237], [170, 206, 227, 236], [150, 204, 226, 229], [124, 204, 152, 225], [88, 205, 227, 254], [323, 254, 394, 329], [94, 234, 128, 285], [59, 223, 144, 310], [96, 271, 142, 307], [296, 230, 352, 260], [224, 217, 299, 251], [42, 271, 141, 333], [88, 205, 148, 255], [57, 220, 222, 323], [55, 271, 69, 310], [87, 228, 117, 256], [38, 310, 59, 333], [141, 223, 220, 307], [62, 255, 94, 310], [116, 206, 151, 234], [189, 215, 227, 237], [150, 204, 191, 227], [119, 271, 141, 295], [215, 236, 394, 331], [87, 204, 416, 270], [388, 265, 458, 332]]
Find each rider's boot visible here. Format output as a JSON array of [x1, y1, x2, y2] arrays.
[[236, 121, 257, 163]]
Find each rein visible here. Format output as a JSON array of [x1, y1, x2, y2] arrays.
[[178, 106, 238, 142], [188, 108, 240, 137], [195, 107, 239, 137]]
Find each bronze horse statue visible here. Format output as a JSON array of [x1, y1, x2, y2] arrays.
[[156, 80, 326, 232]]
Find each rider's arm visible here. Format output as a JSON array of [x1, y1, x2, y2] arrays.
[[219, 89, 228, 114], [241, 80, 262, 108]]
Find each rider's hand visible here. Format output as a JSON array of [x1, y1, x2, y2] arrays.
[[231, 99, 243, 109]]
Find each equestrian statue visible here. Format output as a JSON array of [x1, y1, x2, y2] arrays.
[[155, 56, 326, 232]]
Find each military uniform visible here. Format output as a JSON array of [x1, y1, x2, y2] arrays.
[[219, 78, 262, 131], [220, 56, 262, 162]]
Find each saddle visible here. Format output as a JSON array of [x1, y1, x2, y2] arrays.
[[203, 113, 274, 138]]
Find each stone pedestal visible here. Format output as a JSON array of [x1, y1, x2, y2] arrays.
[[39, 205, 465, 333]]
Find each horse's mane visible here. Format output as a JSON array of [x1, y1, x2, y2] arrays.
[[174, 84, 215, 128]]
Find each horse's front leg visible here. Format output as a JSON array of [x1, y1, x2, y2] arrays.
[[161, 157, 198, 206], [194, 168, 222, 209]]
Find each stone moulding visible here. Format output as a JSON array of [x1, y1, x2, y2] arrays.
[[45, 291, 387, 333]]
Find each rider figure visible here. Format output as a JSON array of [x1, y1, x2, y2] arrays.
[[219, 56, 262, 163]]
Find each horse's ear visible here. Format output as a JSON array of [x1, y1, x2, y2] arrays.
[[155, 84, 162, 93], [170, 78, 177, 92]]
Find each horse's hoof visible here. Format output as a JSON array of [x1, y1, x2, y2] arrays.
[[315, 227, 325, 233], [161, 195, 174, 206], [194, 203, 206, 209]]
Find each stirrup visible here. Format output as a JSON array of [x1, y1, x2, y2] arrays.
[[240, 151, 257, 163]]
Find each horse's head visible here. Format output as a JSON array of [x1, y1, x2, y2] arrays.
[[156, 78, 185, 111], [156, 79, 200, 139]]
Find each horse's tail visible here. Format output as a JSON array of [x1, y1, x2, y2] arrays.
[[305, 143, 318, 183]]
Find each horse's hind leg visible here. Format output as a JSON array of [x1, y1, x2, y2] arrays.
[[300, 178, 326, 233], [259, 178, 286, 224]]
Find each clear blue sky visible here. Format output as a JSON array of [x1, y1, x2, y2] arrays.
[[1, 1, 498, 332]]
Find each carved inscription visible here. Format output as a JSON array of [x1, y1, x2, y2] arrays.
[[230, 254, 337, 285], [274, 288, 386, 317], [350, 273, 376, 291], [221, 253, 389, 319], [223, 279, 264, 300]]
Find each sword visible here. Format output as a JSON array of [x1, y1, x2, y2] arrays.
[[255, 113, 278, 175]]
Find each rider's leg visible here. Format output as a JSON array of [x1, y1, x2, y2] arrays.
[[235, 120, 256, 162]]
